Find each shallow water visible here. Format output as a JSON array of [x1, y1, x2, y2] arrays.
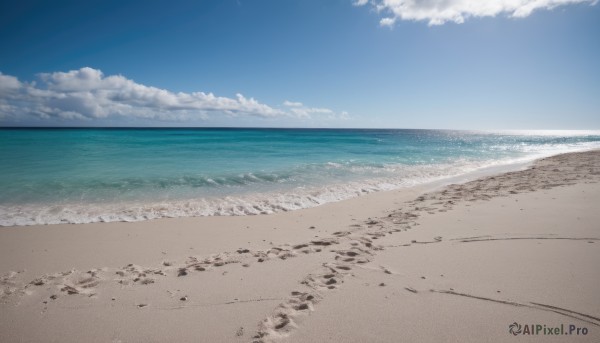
[[1, 128, 599, 226]]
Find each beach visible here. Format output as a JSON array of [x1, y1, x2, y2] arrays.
[[1, 149, 599, 342]]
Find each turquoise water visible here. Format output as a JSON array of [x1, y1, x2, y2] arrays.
[[1, 128, 599, 226]]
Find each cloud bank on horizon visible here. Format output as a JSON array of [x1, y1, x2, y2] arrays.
[[0, 67, 341, 124], [355, 0, 597, 26]]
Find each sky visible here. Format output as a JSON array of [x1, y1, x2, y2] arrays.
[[0, 0, 599, 129]]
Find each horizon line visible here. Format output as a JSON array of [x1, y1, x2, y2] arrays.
[[1, 126, 599, 133]]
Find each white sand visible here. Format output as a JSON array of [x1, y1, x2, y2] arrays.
[[1, 150, 599, 342]]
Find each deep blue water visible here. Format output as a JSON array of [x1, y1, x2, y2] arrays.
[[1, 128, 599, 226]]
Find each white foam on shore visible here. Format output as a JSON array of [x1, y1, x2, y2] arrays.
[[1, 145, 598, 226]]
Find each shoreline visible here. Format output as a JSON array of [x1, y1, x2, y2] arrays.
[[2, 147, 597, 227], [1, 149, 599, 342]]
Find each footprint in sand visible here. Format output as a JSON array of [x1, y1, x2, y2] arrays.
[[253, 290, 320, 342], [116, 264, 160, 285]]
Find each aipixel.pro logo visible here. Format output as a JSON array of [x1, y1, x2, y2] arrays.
[[509, 322, 588, 336]]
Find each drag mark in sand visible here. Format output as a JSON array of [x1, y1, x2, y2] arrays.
[[431, 289, 600, 327], [529, 302, 600, 323], [149, 297, 286, 311], [455, 236, 600, 243]]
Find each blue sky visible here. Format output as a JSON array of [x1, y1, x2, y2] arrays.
[[0, 0, 599, 129]]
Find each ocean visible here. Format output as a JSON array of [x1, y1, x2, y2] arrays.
[[1, 128, 599, 226]]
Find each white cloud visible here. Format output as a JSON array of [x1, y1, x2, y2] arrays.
[[379, 17, 397, 27], [355, 0, 597, 26], [282, 100, 340, 119], [283, 100, 303, 107], [0, 72, 22, 91], [0, 67, 348, 124], [290, 107, 334, 118], [0, 67, 291, 122]]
